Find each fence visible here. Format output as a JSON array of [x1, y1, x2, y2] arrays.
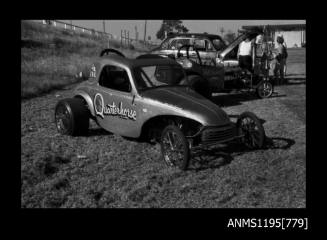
[[39, 20, 159, 49]]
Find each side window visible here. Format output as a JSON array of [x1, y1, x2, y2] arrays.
[[169, 39, 178, 50], [160, 38, 170, 50], [206, 40, 214, 51], [170, 38, 191, 50], [194, 39, 206, 51], [99, 65, 131, 93]]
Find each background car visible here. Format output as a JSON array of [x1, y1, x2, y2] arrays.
[[151, 30, 274, 99], [151, 32, 226, 66]]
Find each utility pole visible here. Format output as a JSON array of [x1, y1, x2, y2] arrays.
[[103, 20, 106, 33], [220, 27, 225, 37], [143, 20, 147, 43], [70, 20, 73, 30], [135, 25, 138, 41]]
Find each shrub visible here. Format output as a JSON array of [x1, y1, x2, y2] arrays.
[[53, 37, 67, 49]]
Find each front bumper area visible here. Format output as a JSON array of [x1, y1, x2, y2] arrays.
[[188, 123, 238, 147]]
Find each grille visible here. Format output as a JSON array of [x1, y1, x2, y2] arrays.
[[201, 124, 236, 143]]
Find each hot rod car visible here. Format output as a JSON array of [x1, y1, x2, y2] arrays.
[[150, 30, 274, 99], [55, 49, 266, 170]]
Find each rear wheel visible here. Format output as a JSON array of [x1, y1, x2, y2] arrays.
[[160, 125, 190, 170], [236, 112, 265, 149], [55, 98, 90, 136]]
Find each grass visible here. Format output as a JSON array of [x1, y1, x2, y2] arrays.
[[21, 20, 151, 99], [286, 48, 306, 76]]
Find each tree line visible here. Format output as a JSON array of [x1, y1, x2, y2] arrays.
[[156, 20, 237, 44]]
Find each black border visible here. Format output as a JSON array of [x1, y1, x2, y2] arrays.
[[13, 1, 319, 233]]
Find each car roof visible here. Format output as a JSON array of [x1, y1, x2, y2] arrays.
[[96, 55, 181, 68], [167, 32, 223, 40]]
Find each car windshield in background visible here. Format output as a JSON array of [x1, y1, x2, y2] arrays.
[[211, 38, 226, 51], [134, 65, 186, 91]]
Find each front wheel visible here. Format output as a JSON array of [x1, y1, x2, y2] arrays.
[[236, 112, 265, 149], [160, 125, 190, 170], [256, 80, 273, 98]]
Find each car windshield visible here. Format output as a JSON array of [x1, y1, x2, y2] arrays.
[[133, 65, 187, 91], [211, 38, 226, 51]]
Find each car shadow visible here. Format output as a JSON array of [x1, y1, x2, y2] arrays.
[[87, 128, 113, 136], [188, 136, 295, 171], [284, 79, 306, 85], [211, 91, 286, 108]]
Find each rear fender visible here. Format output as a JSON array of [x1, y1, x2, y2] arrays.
[[73, 91, 95, 117]]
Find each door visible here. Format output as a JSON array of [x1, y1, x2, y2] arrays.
[[93, 64, 140, 137], [193, 38, 217, 66], [171, 38, 192, 58]]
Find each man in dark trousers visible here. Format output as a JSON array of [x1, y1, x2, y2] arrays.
[[237, 36, 254, 74]]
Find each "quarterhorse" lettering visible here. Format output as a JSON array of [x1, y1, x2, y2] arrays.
[[94, 93, 137, 120]]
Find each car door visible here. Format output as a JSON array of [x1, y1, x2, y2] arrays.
[[92, 64, 140, 137], [172, 38, 192, 58], [156, 38, 183, 57], [193, 38, 216, 66]]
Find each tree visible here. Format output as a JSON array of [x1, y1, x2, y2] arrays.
[[223, 30, 236, 44], [156, 20, 189, 40], [219, 27, 225, 37]]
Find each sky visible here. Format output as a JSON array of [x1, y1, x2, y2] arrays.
[[58, 20, 305, 43]]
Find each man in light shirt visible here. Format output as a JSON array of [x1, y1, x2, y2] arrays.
[[237, 36, 254, 74]]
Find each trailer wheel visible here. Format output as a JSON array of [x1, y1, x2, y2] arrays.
[[256, 80, 273, 98]]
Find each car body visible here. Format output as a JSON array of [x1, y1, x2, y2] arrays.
[[55, 49, 266, 170], [150, 30, 274, 98], [151, 32, 227, 66]]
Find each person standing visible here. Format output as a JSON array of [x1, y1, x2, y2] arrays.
[[237, 36, 254, 74], [280, 35, 288, 77], [270, 36, 287, 85], [276, 36, 287, 84]]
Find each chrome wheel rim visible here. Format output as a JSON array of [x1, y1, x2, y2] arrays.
[[258, 82, 272, 98], [55, 104, 71, 134], [162, 130, 185, 167]]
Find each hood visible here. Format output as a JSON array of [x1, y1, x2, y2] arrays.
[[219, 31, 261, 59], [140, 86, 230, 126], [150, 46, 161, 52]]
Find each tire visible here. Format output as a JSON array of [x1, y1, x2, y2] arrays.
[[100, 48, 125, 57], [187, 75, 212, 99], [256, 80, 273, 98], [160, 125, 190, 170], [55, 98, 90, 136], [236, 112, 265, 149]]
